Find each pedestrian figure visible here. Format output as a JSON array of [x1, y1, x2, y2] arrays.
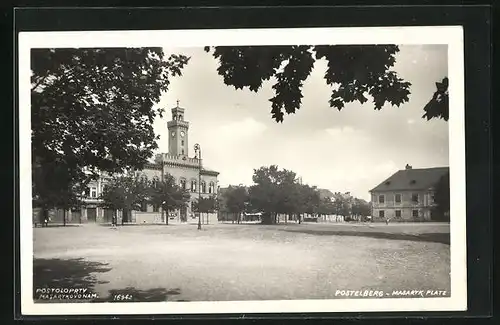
[[42, 209, 49, 227]]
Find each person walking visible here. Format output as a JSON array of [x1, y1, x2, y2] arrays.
[[111, 213, 117, 228]]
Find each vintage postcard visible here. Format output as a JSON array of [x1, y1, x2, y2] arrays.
[[19, 26, 466, 315]]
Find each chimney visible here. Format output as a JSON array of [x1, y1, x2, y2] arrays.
[[405, 164, 412, 170]]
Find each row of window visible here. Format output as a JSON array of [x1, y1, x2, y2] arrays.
[[378, 210, 420, 219], [85, 178, 216, 199], [377, 193, 420, 204], [179, 179, 216, 194]]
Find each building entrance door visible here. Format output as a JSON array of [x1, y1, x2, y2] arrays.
[[87, 208, 97, 222], [180, 206, 187, 222]]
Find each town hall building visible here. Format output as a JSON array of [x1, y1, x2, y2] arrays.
[[37, 102, 220, 225], [133, 102, 220, 224]]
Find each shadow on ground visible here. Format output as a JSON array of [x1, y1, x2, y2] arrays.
[[93, 287, 183, 302], [282, 229, 450, 245], [33, 258, 111, 300]]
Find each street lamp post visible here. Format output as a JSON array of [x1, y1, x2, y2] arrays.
[[161, 160, 165, 223], [194, 143, 202, 230]]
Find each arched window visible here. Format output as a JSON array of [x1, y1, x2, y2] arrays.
[[209, 182, 215, 194], [191, 179, 197, 192], [179, 115, 183, 120], [201, 181, 206, 193], [180, 178, 186, 190]]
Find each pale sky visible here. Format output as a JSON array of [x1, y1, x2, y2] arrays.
[[152, 45, 449, 201]]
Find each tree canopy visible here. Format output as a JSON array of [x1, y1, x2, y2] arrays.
[[221, 185, 249, 223], [148, 173, 190, 225], [31, 48, 189, 210], [248, 165, 299, 223], [205, 45, 448, 122], [99, 173, 150, 223], [432, 172, 450, 221]]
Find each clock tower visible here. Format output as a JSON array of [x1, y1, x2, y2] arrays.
[[167, 101, 189, 157]]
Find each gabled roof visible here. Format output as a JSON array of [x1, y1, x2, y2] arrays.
[[370, 167, 449, 192]]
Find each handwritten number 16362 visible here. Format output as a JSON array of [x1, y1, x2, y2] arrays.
[[112, 294, 133, 301]]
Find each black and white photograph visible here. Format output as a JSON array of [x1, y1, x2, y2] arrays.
[[19, 27, 466, 315]]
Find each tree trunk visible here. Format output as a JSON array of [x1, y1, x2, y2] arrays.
[[40, 207, 47, 227], [122, 208, 128, 225], [165, 207, 169, 225], [63, 209, 66, 226]]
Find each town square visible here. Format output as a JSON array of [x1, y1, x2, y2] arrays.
[[33, 222, 450, 302]]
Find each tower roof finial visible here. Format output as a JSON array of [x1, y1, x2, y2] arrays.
[[176, 99, 180, 107]]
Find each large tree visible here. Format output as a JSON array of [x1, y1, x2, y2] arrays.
[[31, 48, 189, 212], [249, 165, 299, 224], [432, 172, 450, 221], [351, 198, 372, 221], [222, 185, 249, 224], [193, 195, 218, 224], [32, 158, 83, 226], [148, 174, 190, 225], [205, 45, 448, 122], [99, 172, 150, 224], [332, 192, 352, 220], [294, 184, 321, 223]]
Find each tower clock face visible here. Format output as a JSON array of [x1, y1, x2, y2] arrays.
[[171, 131, 175, 137], [180, 131, 185, 137]]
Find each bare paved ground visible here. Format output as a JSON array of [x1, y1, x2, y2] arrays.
[[33, 222, 450, 302]]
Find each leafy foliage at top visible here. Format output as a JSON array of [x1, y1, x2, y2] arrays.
[[423, 77, 449, 121], [205, 45, 412, 122], [31, 48, 189, 209]]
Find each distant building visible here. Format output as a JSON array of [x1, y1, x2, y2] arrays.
[[369, 165, 449, 222]]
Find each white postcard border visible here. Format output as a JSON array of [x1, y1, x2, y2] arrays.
[[19, 26, 466, 315]]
